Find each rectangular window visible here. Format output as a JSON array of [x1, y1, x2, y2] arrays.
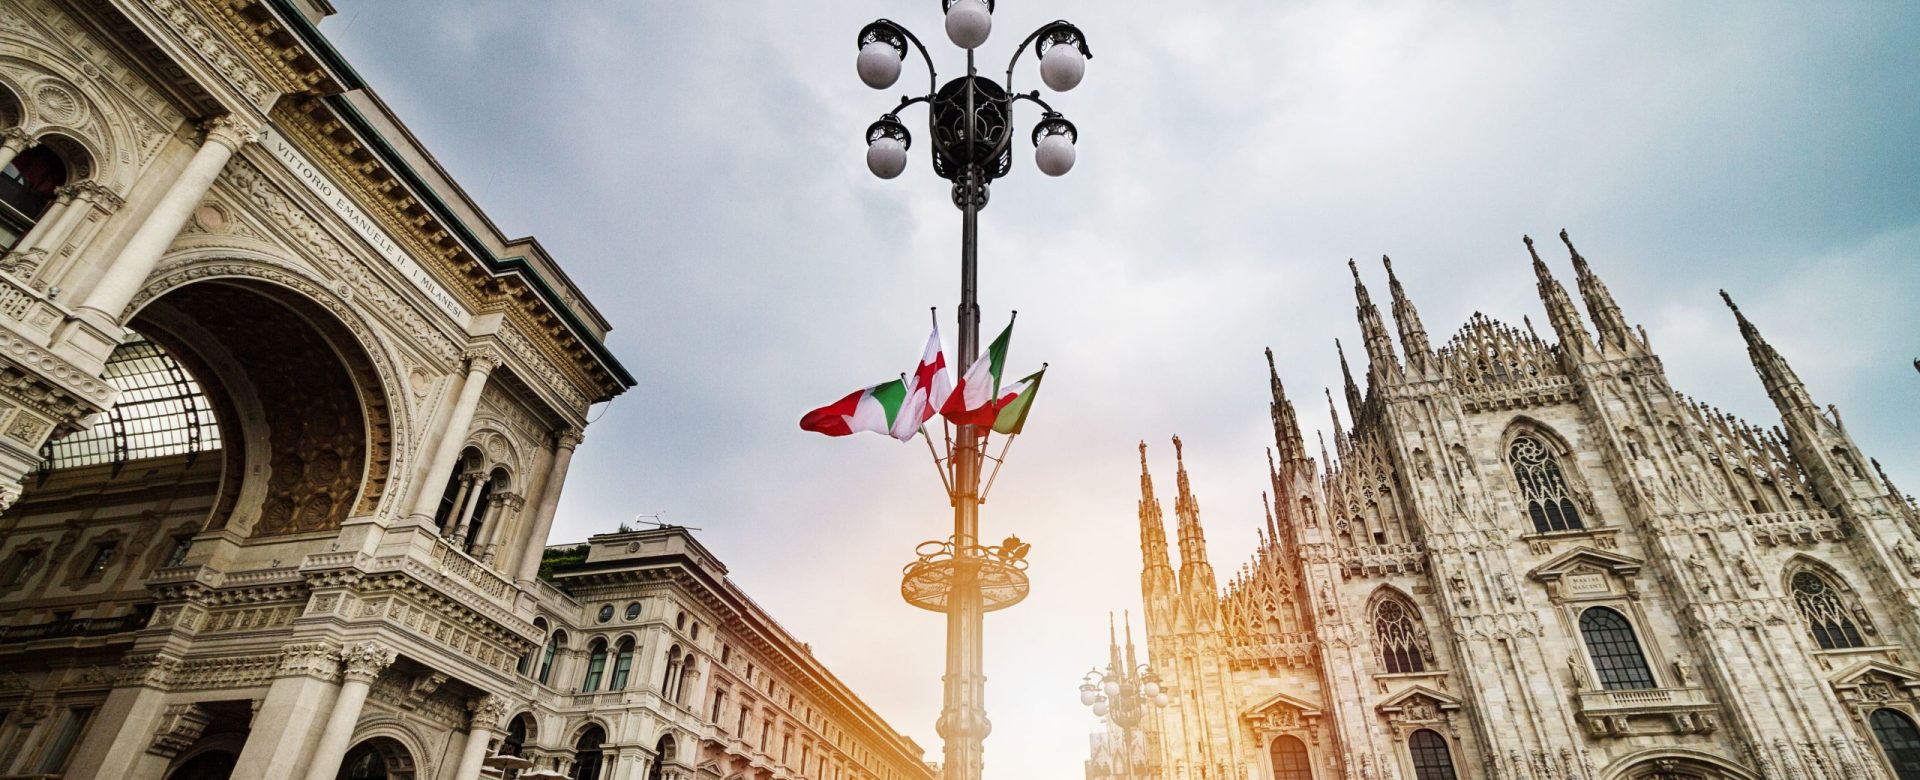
[[84, 542, 116, 577], [2, 549, 39, 585], [34, 706, 94, 773]]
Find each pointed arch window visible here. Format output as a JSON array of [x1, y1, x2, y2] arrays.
[[1270, 734, 1312, 780], [1578, 607, 1656, 690], [1407, 729, 1457, 780], [1871, 709, 1920, 780], [1790, 569, 1867, 649], [609, 637, 635, 690], [1508, 434, 1584, 533], [1372, 597, 1428, 674], [582, 638, 608, 692]]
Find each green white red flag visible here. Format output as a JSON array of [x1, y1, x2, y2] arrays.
[[988, 365, 1046, 434], [799, 379, 910, 439], [892, 325, 952, 441], [941, 319, 1013, 427]]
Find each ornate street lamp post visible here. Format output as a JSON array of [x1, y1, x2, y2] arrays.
[[1079, 615, 1170, 780], [853, 3, 1092, 780]]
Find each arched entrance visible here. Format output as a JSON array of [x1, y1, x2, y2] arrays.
[[1608, 751, 1759, 780], [570, 725, 606, 780], [5, 276, 395, 547], [165, 749, 237, 780], [339, 736, 415, 780]]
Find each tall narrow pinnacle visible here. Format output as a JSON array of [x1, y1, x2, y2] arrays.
[[1123, 612, 1140, 671], [1266, 348, 1307, 464], [1383, 255, 1434, 371], [1107, 612, 1123, 672], [1349, 259, 1402, 381], [1526, 234, 1592, 357], [1139, 441, 1172, 572], [1562, 230, 1635, 353], [1721, 290, 1820, 421], [1263, 491, 1279, 544], [1172, 435, 1215, 586], [1335, 339, 1363, 421], [1325, 387, 1351, 455]]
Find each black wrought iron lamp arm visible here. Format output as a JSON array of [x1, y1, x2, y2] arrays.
[[864, 19, 941, 95]]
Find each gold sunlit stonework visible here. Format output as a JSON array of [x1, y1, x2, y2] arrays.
[[0, 3, 929, 780], [1127, 243, 1920, 780]]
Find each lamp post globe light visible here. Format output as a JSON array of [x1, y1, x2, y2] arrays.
[[851, 3, 1091, 780], [1079, 614, 1169, 780]]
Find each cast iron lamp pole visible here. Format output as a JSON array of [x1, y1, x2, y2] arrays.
[[1079, 615, 1170, 780], [855, 3, 1092, 780]]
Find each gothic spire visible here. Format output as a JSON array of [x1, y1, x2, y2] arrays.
[[1349, 259, 1402, 382], [1383, 255, 1434, 373], [1123, 611, 1141, 671], [1526, 234, 1593, 357], [1721, 290, 1822, 425], [1263, 490, 1279, 544], [1325, 387, 1352, 456], [1562, 230, 1639, 355], [1139, 441, 1173, 573], [1335, 339, 1363, 422], [1267, 348, 1307, 465], [1107, 612, 1123, 672], [1172, 435, 1217, 593]]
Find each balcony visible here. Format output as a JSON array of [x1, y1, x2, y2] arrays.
[[1575, 685, 1718, 737]]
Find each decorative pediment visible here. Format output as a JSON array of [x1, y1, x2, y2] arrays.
[[1530, 547, 1643, 599], [1376, 684, 1462, 724], [1829, 658, 1920, 708], [1241, 690, 1323, 734]]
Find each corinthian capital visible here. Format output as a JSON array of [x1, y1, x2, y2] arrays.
[[340, 641, 396, 683], [462, 349, 502, 375], [199, 115, 258, 150], [470, 694, 514, 730], [555, 427, 585, 451], [0, 127, 34, 150]]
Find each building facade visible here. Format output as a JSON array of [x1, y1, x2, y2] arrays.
[[1132, 237, 1920, 780], [0, 2, 932, 780]]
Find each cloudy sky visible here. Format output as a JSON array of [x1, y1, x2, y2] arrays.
[[325, 2, 1919, 776]]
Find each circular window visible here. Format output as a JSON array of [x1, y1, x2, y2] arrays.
[[625, 603, 642, 621], [675, 613, 686, 630], [597, 605, 614, 624]]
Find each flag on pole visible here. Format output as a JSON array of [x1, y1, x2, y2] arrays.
[[941, 318, 1014, 426], [892, 325, 953, 441], [800, 379, 910, 439], [988, 365, 1046, 434]]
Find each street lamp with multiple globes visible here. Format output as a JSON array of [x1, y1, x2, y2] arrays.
[[1078, 614, 1169, 780], [852, 3, 1091, 780]]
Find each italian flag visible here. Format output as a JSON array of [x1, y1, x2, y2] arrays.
[[892, 326, 952, 441], [987, 365, 1046, 434], [941, 320, 1014, 427], [800, 379, 911, 439]]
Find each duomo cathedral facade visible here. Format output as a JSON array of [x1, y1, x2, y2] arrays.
[[1130, 241, 1920, 780]]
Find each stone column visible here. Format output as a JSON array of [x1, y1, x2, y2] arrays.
[[76, 116, 253, 322], [233, 643, 343, 778], [452, 694, 512, 780], [0, 128, 33, 172], [515, 428, 583, 582], [449, 471, 488, 539], [60, 654, 180, 778], [480, 493, 524, 565], [0, 186, 75, 272], [439, 470, 476, 533], [409, 352, 498, 525], [300, 641, 395, 780]]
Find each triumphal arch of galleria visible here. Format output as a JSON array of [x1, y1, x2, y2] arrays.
[[0, 2, 937, 780]]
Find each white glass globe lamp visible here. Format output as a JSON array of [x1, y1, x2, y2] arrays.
[[945, 0, 992, 49], [858, 41, 903, 89], [1040, 44, 1086, 92], [1091, 700, 1109, 717], [1142, 681, 1160, 698]]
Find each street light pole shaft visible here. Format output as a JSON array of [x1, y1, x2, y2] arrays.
[[938, 49, 988, 780]]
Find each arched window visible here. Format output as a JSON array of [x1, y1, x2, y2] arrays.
[[1790, 569, 1867, 650], [1871, 709, 1920, 780], [647, 735, 676, 780], [433, 449, 484, 532], [463, 469, 504, 554], [677, 658, 698, 705], [1578, 607, 1656, 690], [582, 639, 608, 692], [0, 145, 66, 253], [663, 645, 684, 697], [539, 630, 564, 684], [1407, 730, 1457, 780], [1372, 596, 1427, 674], [571, 725, 606, 780], [1269, 735, 1312, 780], [610, 637, 635, 690], [502, 714, 530, 757], [1508, 434, 1584, 533], [520, 618, 548, 676]]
